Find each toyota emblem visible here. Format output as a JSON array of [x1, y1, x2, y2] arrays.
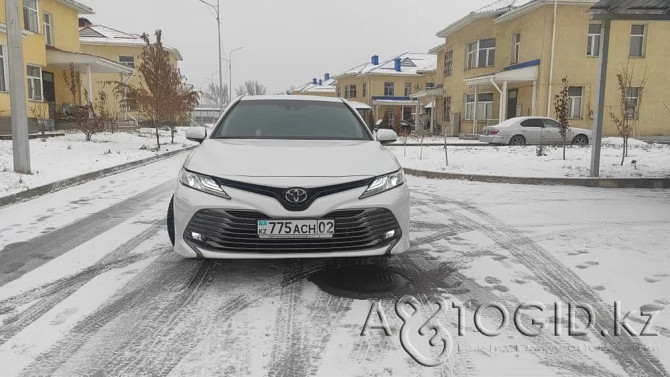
[[284, 188, 308, 204]]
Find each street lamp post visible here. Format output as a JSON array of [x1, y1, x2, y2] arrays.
[[227, 47, 243, 101], [198, 0, 224, 111]]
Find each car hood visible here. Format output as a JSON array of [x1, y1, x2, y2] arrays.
[[185, 139, 401, 178]]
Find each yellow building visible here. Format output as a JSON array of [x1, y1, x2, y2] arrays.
[[433, 0, 670, 138], [290, 74, 336, 97], [78, 19, 182, 124], [0, 0, 133, 133], [334, 53, 438, 127]]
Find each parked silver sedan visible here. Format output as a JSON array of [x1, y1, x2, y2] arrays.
[[479, 117, 593, 146]]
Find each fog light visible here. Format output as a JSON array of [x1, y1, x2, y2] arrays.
[[190, 232, 204, 242], [382, 230, 396, 240]]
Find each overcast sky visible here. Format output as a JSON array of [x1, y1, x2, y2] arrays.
[[82, 0, 493, 94]]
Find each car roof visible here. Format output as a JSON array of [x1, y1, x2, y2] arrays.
[[239, 95, 344, 103]]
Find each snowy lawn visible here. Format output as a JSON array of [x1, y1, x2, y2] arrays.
[[0, 127, 201, 197], [390, 138, 670, 178]]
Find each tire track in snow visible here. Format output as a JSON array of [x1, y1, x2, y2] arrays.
[[0, 180, 174, 286], [0, 223, 163, 347], [417, 192, 668, 376]]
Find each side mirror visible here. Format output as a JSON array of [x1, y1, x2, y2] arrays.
[[376, 129, 397, 144], [186, 127, 207, 143]]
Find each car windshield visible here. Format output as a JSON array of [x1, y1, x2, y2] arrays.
[[213, 100, 372, 140]]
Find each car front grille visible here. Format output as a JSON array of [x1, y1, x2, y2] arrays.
[[184, 208, 401, 254]]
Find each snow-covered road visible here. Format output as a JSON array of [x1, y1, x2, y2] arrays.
[[0, 153, 669, 376]]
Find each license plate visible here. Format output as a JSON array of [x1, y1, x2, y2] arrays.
[[257, 219, 335, 239]]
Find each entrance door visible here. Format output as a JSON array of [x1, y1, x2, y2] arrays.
[[507, 89, 518, 120], [42, 71, 56, 119]]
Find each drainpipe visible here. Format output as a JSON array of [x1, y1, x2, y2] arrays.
[[546, 0, 558, 116], [490, 78, 503, 121]]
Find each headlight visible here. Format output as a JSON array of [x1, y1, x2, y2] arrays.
[[179, 168, 230, 199], [360, 169, 405, 199]]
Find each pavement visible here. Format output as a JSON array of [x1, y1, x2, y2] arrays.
[[0, 154, 669, 376]]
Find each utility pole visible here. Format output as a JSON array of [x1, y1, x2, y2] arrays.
[[198, 0, 224, 111], [590, 17, 611, 177], [227, 47, 243, 101], [5, 0, 31, 173]]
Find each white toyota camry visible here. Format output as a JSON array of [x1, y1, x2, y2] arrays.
[[167, 95, 410, 259]]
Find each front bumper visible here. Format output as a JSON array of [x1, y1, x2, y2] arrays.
[[172, 179, 410, 259]]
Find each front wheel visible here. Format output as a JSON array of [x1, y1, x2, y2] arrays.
[[167, 196, 175, 246], [509, 135, 526, 146], [572, 135, 589, 146]]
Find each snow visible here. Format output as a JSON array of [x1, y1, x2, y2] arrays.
[[390, 138, 670, 178], [0, 157, 669, 375], [0, 127, 200, 198]]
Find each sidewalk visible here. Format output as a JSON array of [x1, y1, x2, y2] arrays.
[[0, 127, 199, 205]]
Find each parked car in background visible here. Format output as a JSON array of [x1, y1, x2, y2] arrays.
[[479, 117, 593, 146]]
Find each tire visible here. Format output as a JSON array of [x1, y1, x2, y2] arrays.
[[571, 134, 589, 146], [167, 196, 175, 246], [509, 135, 526, 146]]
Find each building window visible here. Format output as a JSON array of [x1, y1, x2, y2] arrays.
[[344, 84, 357, 99], [23, 0, 39, 33], [426, 83, 435, 90], [625, 87, 641, 119], [630, 25, 646, 57], [384, 82, 394, 96], [27, 65, 43, 101], [443, 97, 451, 122], [567, 87, 583, 118], [512, 33, 521, 64], [362, 82, 367, 98], [43, 12, 54, 46], [465, 92, 494, 120], [445, 50, 453, 76], [587, 24, 601, 57], [404, 82, 411, 97], [119, 56, 135, 68], [467, 39, 496, 69], [0, 46, 6, 92]]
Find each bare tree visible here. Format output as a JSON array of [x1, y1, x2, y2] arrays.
[[236, 80, 266, 96], [201, 82, 229, 106], [553, 76, 570, 160], [609, 63, 647, 166], [31, 104, 49, 142], [113, 30, 199, 148]]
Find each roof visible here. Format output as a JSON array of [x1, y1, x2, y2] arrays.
[[241, 95, 344, 103], [337, 53, 437, 78], [45, 45, 133, 74], [436, 0, 597, 38], [588, 0, 670, 16], [79, 25, 183, 61], [55, 0, 94, 15], [293, 77, 336, 94]]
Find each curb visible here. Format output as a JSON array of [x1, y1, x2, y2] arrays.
[[0, 146, 196, 208], [403, 168, 670, 189]]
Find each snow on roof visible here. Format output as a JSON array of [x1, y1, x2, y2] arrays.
[[292, 76, 336, 94], [56, 0, 94, 15], [79, 25, 183, 61], [363, 53, 437, 76], [436, 0, 536, 37], [242, 95, 343, 103]]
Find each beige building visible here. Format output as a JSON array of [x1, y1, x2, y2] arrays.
[[432, 0, 670, 138], [78, 18, 182, 124], [334, 53, 438, 126]]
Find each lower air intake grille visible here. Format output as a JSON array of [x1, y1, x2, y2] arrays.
[[185, 208, 400, 253]]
